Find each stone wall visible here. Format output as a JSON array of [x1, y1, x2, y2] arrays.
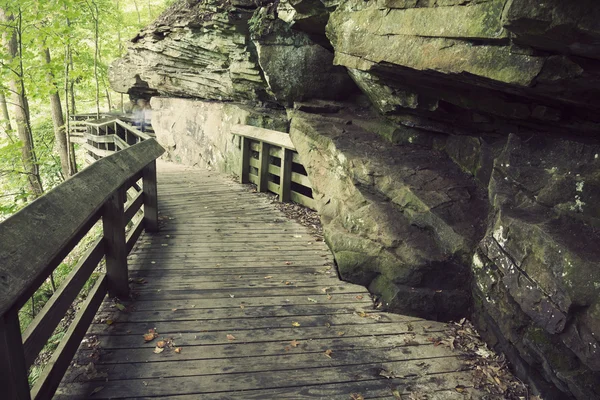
[[150, 97, 287, 174]]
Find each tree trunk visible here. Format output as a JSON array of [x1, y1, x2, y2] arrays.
[[1, 8, 43, 197], [0, 92, 11, 135], [43, 47, 70, 178]]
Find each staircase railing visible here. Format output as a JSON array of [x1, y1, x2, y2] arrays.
[[80, 118, 153, 164], [0, 139, 164, 400], [233, 124, 316, 210]]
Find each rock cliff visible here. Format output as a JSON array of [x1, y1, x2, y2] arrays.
[[110, 0, 600, 398]]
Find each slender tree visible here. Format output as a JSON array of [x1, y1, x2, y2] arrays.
[[42, 47, 71, 178], [1, 7, 43, 197]]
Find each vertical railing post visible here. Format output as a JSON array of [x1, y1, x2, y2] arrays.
[[279, 148, 292, 202], [239, 136, 250, 184], [103, 187, 129, 298], [0, 308, 31, 400], [143, 160, 159, 232], [258, 141, 270, 192]]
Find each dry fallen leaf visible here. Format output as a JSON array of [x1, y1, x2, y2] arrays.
[[285, 281, 292, 285], [307, 297, 318, 303], [264, 276, 273, 279], [292, 322, 300, 327], [115, 303, 126, 311], [240, 304, 246, 309], [290, 340, 300, 347], [90, 386, 104, 396], [324, 349, 333, 358], [327, 294, 332, 300], [350, 394, 364, 400], [156, 340, 166, 348], [175, 347, 182, 354], [227, 334, 236, 341], [322, 287, 331, 293], [285, 261, 292, 265], [391, 389, 402, 399], [171, 308, 178, 312], [355, 295, 364, 300], [337, 331, 345, 336], [455, 385, 467, 393], [153, 346, 164, 354]]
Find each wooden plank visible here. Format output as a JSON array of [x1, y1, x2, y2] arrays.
[[269, 146, 282, 158], [291, 171, 311, 188], [248, 172, 258, 185], [103, 189, 129, 298], [232, 124, 295, 150], [113, 135, 129, 150], [239, 136, 250, 184], [267, 163, 280, 177], [0, 308, 30, 400], [142, 161, 159, 232], [31, 275, 107, 400], [101, 293, 369, 311], [89, 315, 439, 340], [22, 238, 104, 367], [123, 190, 143, 223], [80, 331, 440, 365], [73, 351, 464, 382], [280, 148, 292, 202], [292, 151, 302, 164], [82, 143, 112, 158], [267, 180, 280, 194], [126, 217, 145, 254], [290, 191, 317, 210], [249, 140, 260, 153], [248, 156, 260, 169], [54, 361, 472, 398]]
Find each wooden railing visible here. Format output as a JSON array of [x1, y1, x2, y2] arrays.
[[233, 124, 315, 210], [0, 139, 165, 400], [80, 118, 153, 164]]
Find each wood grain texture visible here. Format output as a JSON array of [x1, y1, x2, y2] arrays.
[[57, 161, 482, 399]]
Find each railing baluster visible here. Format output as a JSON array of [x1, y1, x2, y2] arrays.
[[0, 308, 31, 400], [280, 148, 292, 202], [102, 187, 129, 298], [258, 141, 270, 192], [239, 136, 250, 184], [143, 160, 159, 232]]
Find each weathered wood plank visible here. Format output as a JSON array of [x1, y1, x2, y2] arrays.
[[77, 333, 444, 365], [142, 160, 159, 232], [257, 141, 270, 192], [31, 275, 107, 400], [232, 124, 295, 150], [22, 238, 104, 367], [239, 136, 250, 184], [103, 188, 129, 298], [55, 362, 472, 399], [0, 308, 30, 400]]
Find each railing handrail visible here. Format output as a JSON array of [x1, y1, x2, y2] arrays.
[[0, 139, 164, 316], [232, 124, 296, 150], [0, 138, 164, 399]]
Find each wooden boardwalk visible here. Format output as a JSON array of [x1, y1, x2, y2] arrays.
[[56, 161, 484, 399]]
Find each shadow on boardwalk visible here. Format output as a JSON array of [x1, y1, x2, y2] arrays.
[[56, 161, 493, 399]]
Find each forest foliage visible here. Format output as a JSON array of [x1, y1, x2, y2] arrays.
[[0, 0, 172, 219]]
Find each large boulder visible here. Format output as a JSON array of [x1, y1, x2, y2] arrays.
[[325, 0, 600, 137], [109, 0, 354, 105], [289, 106, 488, 321]]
